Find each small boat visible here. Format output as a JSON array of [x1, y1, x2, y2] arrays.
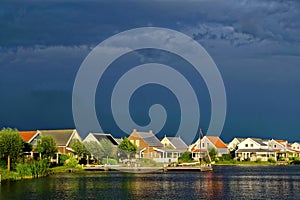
[[199, 129, 213, 172]]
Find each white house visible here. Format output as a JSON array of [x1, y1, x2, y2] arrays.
[[291, 142, 300, 157], [235, 138, 276, 161], [190, 136, 228, 160], [227, 138, 246, 152]]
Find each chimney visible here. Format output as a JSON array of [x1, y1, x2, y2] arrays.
[[149, 130, 153, 134]]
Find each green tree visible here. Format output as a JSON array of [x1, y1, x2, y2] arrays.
[[118, 137, 137, 159], [209, 147, 218, 161], [70, 140, 90, 159], [22, 142, 33, 153], [99, 139, 115, 158], [36, 135, 57, 159], [0, 128, 24, 171], [178, 152, 192, 163], [83, 141, 104, 163]]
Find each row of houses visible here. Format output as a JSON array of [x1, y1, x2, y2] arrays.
[[18, 129, 300, 163]]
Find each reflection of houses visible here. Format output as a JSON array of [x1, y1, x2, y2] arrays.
[[128, 129, 164, 160], [37, 129, 82, 155], [190, 136, 228, 160], [235, 138, 276, 161], [227, 138, 245, 152]]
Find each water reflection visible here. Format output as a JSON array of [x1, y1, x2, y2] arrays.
[[1, 166, 300, 199]]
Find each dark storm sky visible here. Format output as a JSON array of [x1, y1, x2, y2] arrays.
[[0, 0, 300, 142]]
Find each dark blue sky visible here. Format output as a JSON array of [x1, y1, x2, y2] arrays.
[[0, 0, 299, 142]]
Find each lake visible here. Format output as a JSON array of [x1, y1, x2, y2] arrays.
[[1, 165, 300, 199]]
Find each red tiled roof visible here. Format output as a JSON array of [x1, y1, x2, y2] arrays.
[[19, 131, 37, 142], [206, 136, 227, 148], [275, 139, 287, 143]]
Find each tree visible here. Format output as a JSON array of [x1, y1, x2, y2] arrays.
[[83, 141, 103, 164], [209, 147, 218, 161], [70, 140, 90, 158], [118, 137, 137, 159], [36, 135, 57, 159], [178, 152, 192, 163], [83, 139, 116, 164], [0, 128, 24, 171], [99, 138, 115, 158], [22, 142, 33, 153]]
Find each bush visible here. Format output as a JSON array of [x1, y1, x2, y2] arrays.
[[268, 158, 276, 163], [221, 154, 232, 161], [64, 157, 78, 168], [101, 158, 118, 165], [16, 159, 51, 178], [0, 158, 7, 169], [16, 164, 31, 178], [60, 154, 70, 165], [178, 152, 192, 163], [29, 159, 50, 178], [255, 158, 262, 163]]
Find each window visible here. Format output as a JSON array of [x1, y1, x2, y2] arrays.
[[250, 144, 253, 147], [274, 145, 277, 148], [130, 140, 134, 144], [136, 140, 140, 147], [245, 144, 248, 147], [207, 143, 209, 148], [202, 143, 205, 148]]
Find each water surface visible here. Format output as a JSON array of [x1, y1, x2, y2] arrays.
[[1, 166, 300, 199]]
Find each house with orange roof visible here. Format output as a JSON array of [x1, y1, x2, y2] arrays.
[[19, 131, 39, 144], [267, 139, 296, 160], [190, 136, 228, 160], [18, 131, 40, 158], [291, 142, 300, 157]]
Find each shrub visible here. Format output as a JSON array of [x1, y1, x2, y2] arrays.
[[268, 158, 276, 163], [255, 158, 262, 163], [16, 163, 31, 178], [60, 154, 70, 165], [221, 154, 232, 161], [64, 157, 78, 168], [16, 159, 51, 178], [178, 152, 192, 163]]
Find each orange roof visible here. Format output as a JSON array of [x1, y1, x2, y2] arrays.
[[275, 139, 287, 143], [19, 131, 37, 142], [206, 136, 227, 148]]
